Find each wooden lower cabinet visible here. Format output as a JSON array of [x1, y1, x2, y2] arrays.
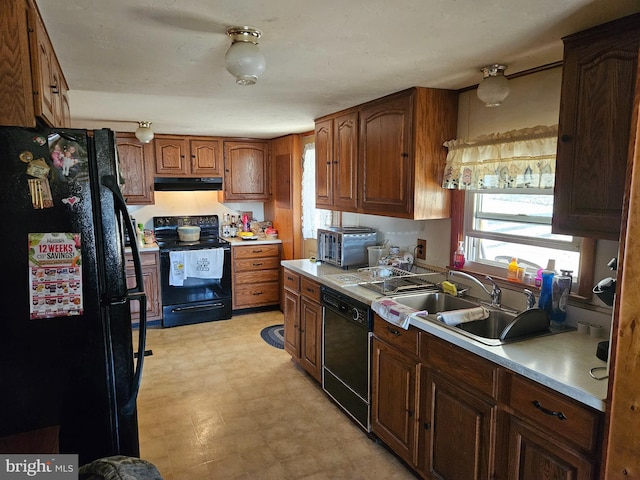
[[371, 336, 419, 467], [125, 251, 162, 324], [232, 244, 280, 310], [369, 325, 603, 480], [507, 417, 595, 480], [419, 370, 496, 480], [282, 269, 322, 382]]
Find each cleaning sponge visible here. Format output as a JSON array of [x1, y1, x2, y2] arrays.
[[441, 281, 458, 296]]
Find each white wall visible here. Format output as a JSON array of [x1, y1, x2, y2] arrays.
[[127, 191, 264, 230]]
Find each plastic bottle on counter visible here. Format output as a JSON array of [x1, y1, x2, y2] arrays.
[[221, 214, 231, 237], [538, 266, 555, 315], [452, 241, 465, 269], [506, 258, 519, 281], [550, 272, 572, 327], [242, 213, 250, 232], [137, 223, 145, 247]]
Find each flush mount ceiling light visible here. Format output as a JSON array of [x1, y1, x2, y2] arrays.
[[225, 26, 266, 86], [477, 64, 510, 107], [134, 121, 154, 143]]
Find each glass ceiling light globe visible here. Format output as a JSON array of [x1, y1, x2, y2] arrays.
[[225, 26, 265, 86], [477, 64, 510, 107], [134, 121, 154, 143]]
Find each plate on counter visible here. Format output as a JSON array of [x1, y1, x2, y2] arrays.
[[240, 236, 259, 241]]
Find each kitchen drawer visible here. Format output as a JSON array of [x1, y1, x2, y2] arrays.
[[234, 256, 280, 272], [125, 251, 158, 268], [234, 270, 279, 285], [233, 282, 280, 309], [300, 277, 321, 303], [508, 374, 601, 453], [233, 244, 280, 260], [373, 315, 419, 357], [283, 269, 300, 292], [422, 334, 499, 400]]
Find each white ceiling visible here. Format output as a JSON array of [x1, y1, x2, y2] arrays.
[[37, 0, 638, 139]]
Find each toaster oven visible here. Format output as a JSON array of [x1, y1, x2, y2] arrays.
[[317, 227, 377, 268]]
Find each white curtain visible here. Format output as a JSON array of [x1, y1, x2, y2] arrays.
[[442, 125, 558, 190], [301, 145, 335, 239]]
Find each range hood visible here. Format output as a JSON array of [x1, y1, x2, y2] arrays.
[[154, 177, 223, 191]]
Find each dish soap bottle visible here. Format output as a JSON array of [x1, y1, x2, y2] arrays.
[[453, 241, 465, 269], [538, 259, 556, 315], [507, 258, 519, 281]]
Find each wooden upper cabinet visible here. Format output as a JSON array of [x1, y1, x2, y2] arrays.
[[116, 133, 155, 205], [0, 0, 70, 128], [359, 92, 414, 216], [360, 88, 457, 219], [314, 87, 456, 219], [315, 118, 334, 208], [552, 14, 640, 240], [154, 135, 222, 177], [222, 141, 270, 201], [154, 136, 189, 175], [190, 139, 222, 175], [315, 111, 359, 210]]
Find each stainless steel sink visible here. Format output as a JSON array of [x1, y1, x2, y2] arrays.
[[391, 292, 477, 312], [392, 292, 559, 346]]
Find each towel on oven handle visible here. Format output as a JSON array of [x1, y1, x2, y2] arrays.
[[169, 251, 186, 286], [184, 248, 224, 280]]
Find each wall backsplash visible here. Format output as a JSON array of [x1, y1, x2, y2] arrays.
[[127, 191, 265, 229]]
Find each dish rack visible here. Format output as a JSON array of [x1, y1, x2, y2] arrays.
[[356, 266, 441, 296]]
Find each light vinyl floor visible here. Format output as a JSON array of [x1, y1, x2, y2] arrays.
[[134, 310, 418, 480]]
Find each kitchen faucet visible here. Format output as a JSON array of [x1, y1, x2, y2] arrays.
[[448, 270, 502, 307], [523, 289, 536, 310]]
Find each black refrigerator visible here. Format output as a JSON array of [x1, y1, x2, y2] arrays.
[[0, 126, 147, 465]]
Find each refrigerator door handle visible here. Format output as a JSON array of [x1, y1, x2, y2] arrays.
[[101, 174, 147, 416]]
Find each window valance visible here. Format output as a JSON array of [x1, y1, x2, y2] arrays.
[[442, 125, 558, 190]]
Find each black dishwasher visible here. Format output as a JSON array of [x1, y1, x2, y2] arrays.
[[321, 286, 373, 431]]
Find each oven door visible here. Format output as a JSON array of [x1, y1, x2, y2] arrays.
[[159, 246, 232, 327]]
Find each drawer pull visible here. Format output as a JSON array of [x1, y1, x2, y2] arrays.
[[287, 276, 294, 281], [387, 327, 401, 336], [252, 249, 263, 254], [252, 262, 264, 267], [532, 400, 567, 420], [252, 291, 263, 296]]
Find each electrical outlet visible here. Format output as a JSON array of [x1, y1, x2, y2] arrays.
[[416, 239, 427, 260]]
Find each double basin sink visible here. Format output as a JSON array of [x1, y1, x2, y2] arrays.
[[391, 292, 554, 346]]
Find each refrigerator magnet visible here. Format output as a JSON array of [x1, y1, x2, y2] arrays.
[[62, 196, 81, 208], [19, 150, 34, 163], [33, 135, 47, 146], [26, 158, 50, 178]]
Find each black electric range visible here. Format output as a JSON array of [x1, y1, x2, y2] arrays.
[[153, 215, 232, 327]]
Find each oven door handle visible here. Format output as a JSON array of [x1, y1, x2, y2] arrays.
[[101, 174, 147, 417], [171, 303, 227, 312]]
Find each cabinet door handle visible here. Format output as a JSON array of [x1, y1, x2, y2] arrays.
[[532, 400, 567, 420], [401, 152, 409, 158], [407, 410, 413, 418], [423, 422, 430, 430], [560, 134, 571, 143], [387, 326, 401, 336]]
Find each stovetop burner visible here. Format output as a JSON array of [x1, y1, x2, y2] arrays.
[[153, 215, 228, 250]]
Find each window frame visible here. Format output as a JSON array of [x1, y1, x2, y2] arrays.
[[450, 190, 596, 300]]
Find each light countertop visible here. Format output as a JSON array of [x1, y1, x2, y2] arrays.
[[124, 243, 159, 253], [281, 259, 608, 411], [226, 237, 282, 246]]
